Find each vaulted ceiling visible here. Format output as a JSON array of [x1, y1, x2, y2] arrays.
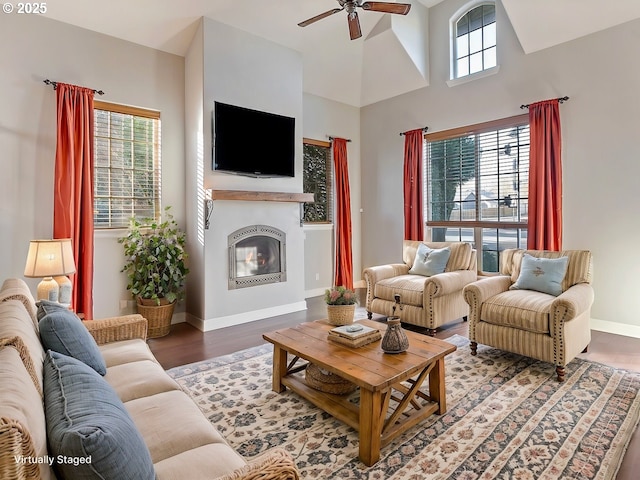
[[44, 0, 640, 107]]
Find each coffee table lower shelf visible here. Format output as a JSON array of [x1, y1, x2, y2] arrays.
[[280, 366, 441, 466]]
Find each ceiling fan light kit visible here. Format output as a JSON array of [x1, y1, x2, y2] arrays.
[[298, 0, 412, 40]]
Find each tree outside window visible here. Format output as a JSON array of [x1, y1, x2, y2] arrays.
[[303, 140, 332, 223]]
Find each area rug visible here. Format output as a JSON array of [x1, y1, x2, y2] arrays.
[[167, 335, 640, 479]]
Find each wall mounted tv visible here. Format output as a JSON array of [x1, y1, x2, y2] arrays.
[[213, 101, 295, 178]]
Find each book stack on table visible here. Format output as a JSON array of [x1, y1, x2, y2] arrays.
[[328, 323, 382, 348]]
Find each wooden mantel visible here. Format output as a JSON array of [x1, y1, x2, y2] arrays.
[[211, 190, 314, 203]]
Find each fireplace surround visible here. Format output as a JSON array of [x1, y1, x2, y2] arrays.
[[228, 225, 286, 289]]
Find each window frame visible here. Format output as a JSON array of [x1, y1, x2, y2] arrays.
[[93, 100, 161, 229], [302, 137, 333, 225], [425, 113, 529, 273], [449, 1, 497, 81]]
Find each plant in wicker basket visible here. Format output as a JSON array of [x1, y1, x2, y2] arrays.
[[325, 286, 357, 326], [119, 206, 189, 337]]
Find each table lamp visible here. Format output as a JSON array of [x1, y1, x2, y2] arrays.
[[23, 239, 76, 304]]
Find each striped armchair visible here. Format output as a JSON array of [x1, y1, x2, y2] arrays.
[[463, 249, 593, 381], [364, 241, 477, 335]]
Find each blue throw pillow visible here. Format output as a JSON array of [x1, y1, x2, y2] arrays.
[[43, 351, 156, 480], [36, 299, 70, 321], [510, 254, 569, 296], [408, 244, 451, 277], [39, 309, 107, 375]]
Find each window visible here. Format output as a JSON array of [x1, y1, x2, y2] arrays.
[[425, 114, 529, 272], [303, 138, 332, 223], [453, 2, 496, 79], [93, 101, 161, 228]]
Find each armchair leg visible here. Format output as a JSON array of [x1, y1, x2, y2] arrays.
[[367, 311, 372, 320], [462, 316, 468, 322], [470, 341, 478, 356], [582, 345, 589, 353], [556, 366, 566, 382], [426, 328, 437, 337]]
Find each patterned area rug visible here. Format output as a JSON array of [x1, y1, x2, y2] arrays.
[[167, 335, 640, 479]]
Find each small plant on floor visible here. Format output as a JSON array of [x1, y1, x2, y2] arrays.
[[324, 286, 357, 305]]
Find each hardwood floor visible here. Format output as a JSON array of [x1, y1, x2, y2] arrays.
[[148, 294, 640, 479]]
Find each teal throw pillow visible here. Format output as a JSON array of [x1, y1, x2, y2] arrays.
[[408, 244, 451, 277], [39, 309, 107, 375], [510, 254, 569, 296], [43, 351, 156, 480]]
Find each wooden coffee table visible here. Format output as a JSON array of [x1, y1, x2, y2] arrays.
[[262, 319, 457, 466]]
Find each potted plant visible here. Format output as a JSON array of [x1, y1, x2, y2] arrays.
[[119, 206, 189, 338], [324, 285, 357, 326]]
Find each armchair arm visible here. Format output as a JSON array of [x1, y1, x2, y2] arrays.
[[83, 314, 148, 345], [216, 448, 299, 480], [363, 264, 409, 309], [551, 283, 595, 324], [463, 276, 512, 323], [424, 270, 477, 298]]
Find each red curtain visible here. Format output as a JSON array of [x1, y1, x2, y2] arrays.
[[53, 83, 95, 319], [527, 99, 563, 251], [332, 138, 353, 290], [403, 129, 424, 241]]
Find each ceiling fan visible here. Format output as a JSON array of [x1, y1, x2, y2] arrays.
[[298, 0, 412, 40]]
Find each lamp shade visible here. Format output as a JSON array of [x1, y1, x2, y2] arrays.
[[24, 239, 76, 278]]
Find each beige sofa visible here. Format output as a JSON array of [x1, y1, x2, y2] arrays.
[[0, 278, 298, 480], [363, 241, 477, 335], [463, 249, 593, 381]]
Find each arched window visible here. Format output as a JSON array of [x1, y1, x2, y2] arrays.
[[452, 2, 496, 79]]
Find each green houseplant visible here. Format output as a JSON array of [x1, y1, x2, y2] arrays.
[[119, 206, 189, 337], [324, 286, 357, 326]]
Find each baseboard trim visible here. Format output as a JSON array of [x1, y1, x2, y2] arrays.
[[591, 318, 640, 339], [186, 301, 308, 332], [305, 287, 328, 298]]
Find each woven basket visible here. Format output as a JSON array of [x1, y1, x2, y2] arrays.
[[326, 304, 356, 326], [136, 300, 175, 338], [305, 363, 357, 395]]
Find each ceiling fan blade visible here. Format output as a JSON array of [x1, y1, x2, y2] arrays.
[[361, 2, 411, 15], [298, 8, 343, 27], [348, 11, 362, 40]]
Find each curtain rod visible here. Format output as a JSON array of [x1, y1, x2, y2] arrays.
[[44, 79, 105, 96], [399, 126, 429, 136], [327, 135, 352, 142], [520, 96, 569, 110]]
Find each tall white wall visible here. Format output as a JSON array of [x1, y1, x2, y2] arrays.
[[302, 93, 362, 296], [185, 19, 306, 329], [361, 0, 640, 332], [0, 14, 185, 319]]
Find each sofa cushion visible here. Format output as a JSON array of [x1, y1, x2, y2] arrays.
[[403, 241, 472, 272], [374, 275, 426, 307], [1, 278, 39, 331], [0, 343, 52, 480], [43, 350, 155, 480], [408, 244, 451, 277], [125, 389, 246, 467], [480, 289, 555, 334], [99, 338, 157, 368], [154, 444, 248, 480], [0, 300, 46, 387], [105, 359, 182, 403], [39, 309, 107, 375], [510, 254, 569, 296]]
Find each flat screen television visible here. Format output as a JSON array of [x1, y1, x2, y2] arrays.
[[213, 101, 295, 178]]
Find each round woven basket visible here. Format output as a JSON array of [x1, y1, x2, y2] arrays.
[[305, 363, 357, 395], [326, 304, 356, 326], [136, 300, 175, 338]]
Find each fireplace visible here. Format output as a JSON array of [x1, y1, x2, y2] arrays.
[[228, 225, 286, 289]]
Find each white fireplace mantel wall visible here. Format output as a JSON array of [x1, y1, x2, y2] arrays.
[[185, 18, 307, 331]]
